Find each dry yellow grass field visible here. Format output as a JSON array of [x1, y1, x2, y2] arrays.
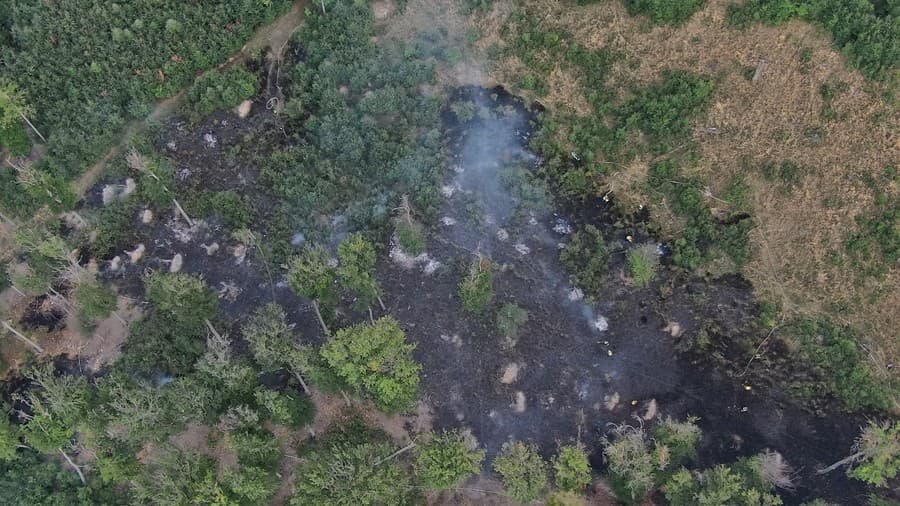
[[475, 0, 900, 370]]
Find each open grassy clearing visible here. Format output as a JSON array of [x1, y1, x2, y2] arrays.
[[476, 0, 900, 403]]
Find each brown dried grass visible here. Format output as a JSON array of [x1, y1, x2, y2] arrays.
[[480, 0, 900, 364]]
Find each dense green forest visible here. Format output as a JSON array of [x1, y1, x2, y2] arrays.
[[0, 0, 898, 505]]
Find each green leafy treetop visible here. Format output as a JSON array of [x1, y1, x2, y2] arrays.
[[415, 430, 486, 490], [287, 246, 338, 335], [292, 441, 415, 506], [553, 445, 592, 492], [243, 303, 313, 394], [321, 316, 421, 413], [850, 421, 900, 487], [144, 272, 217, 335], [664, 463, 782, 506], [493, 441, 549, 504], [337, 233, 384, 311]]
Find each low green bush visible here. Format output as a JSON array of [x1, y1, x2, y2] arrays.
[[624, 0, 707, 25], [186, 66, 259, 117], [72, 281, 118, 327], [459, 257, 494, 314], [254, 388, 315, 428], [493, 441, 549, 503], [553, 445, 592, 492], [0, 123, 31, 156], [188, 190, 253, 230], [627, 244, 660, 287], [619, 71, 714, 154], [496, 303, 530, 341], [789, 318, 895, 411], [560, 224, 610, 294], [415, 430, 485, 490]]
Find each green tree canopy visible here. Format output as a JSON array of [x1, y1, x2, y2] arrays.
[[320, 317, 420, 413]]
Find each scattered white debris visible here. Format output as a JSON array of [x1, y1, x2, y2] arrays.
[[232, 243, 248, 265], [663, 321, 683, 338], [496, 228, 509, 242], [200, 243, 219, 256], [236, 99, 252, 119], [604, 392, 620, 411], [451, 164, 464, 174], [109, 256, 122, 272], [514, 243, 530, 255], [441, 216, 457, 226], [203, 133, 217, 148], [101, 185, 118, 205], [553, 219, 573, 235], [168, 254, 183, 273], [439, 334, 463, 347], [568, 287, 584, 301], [218, 281, 242, 302], [423, 259, 441, 275], [326, 257, 339, 268], [389, 242, 441, 275], [528, 216, 538, 226], [122, 178, 137, 196], [557, 242, 566, 249], [513, 391, 526, 413], [484, 214, 496, 226], [170, 219, 205, 243], [440, 184, 456, 198], [642, 399, 658, 421], [656, 243, 666, 256], [626, 235, 634, 242], [126, 244, 145, 263], [594, 316, 609, 332], [500, 363, 520, 384], [166, 140, 176, 151], [141, 209, 154, 224], [291, 233, 306, 246]]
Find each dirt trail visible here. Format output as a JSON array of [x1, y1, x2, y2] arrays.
[[73, 0, 308, 196], [1, 1, 309, 370]]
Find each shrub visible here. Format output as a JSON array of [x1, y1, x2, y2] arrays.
[[654, 417, 702, 469], [254, 388, 315, 428], [627, 244, 659, 287], [337, 234, 382, 310], [664, 463, 782, 506], [415, 430, 485, 490], [292, 441, 415, 506], [227, 429, 281, 470], [459, 257, 494, 314], [321, 317, 421, 413], [186, 66, 259, 117], [553, 445, 592, 492], [0, 123, 31, 156], [144, 272, 217, 335], [223, 465, 278, 504], [496, 303, 530, 341], [789, 319, 894, 411], [0, 416, 18, 461], [619, 71, 714, 153], [560, 224, 610, 294], [624, 0, 706, 25], [603, 425, 656, 502], [493, 441, 549, 503], [849, 421, 900, 487], [287, 246, 338, 319], [72, 281, 117, 327], [396, 219, 425, 256], [188, 190, 253, 230]]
